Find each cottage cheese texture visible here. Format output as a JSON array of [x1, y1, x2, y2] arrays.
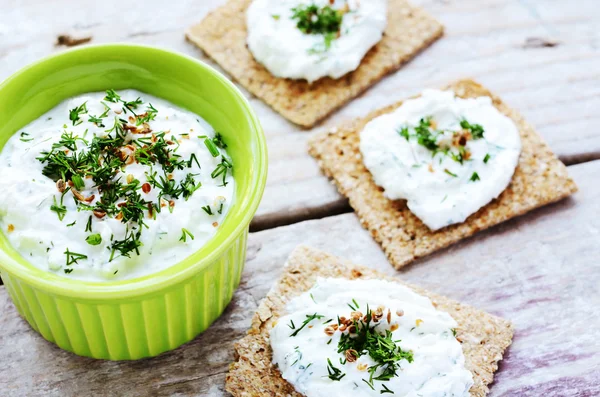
[[360, 89, 522, 230], [0, 90, 234, 281], [247, 0, 387, 82]]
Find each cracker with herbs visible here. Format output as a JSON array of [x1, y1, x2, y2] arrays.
[[308, 79, 578, 269], [186, 0, 443, 128], [226, 245, 513, 396]]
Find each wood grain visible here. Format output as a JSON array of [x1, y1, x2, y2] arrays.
[[0, 0, 599, 228], [1, 160, 599, 396]]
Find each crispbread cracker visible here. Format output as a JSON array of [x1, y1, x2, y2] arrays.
[[308, 79, 578, 269], [186, 0, 443, 128], [226, 245, 513, 396]]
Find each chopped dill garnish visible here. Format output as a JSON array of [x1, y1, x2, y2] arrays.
[[50, 188, 70, 221], [444, 169, 457, 177], [325, 358, 346, 381], [19, 132, 34, 142], [179, 228, 195, 242], [69, 102, 88, 126], [291, 4, 343, 54], [64, 248, 88, 266], [290, 313, 324, 337], [337, 306, 413, 390]]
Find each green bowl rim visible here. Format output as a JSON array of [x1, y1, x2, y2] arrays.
[[0, 43, 268, 299]]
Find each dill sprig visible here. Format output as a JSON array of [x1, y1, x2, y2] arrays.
[[69, 102, 88, 126], [325, 358, 346, 381], [291, 4, 343, 54], [50, 188, 70, 221], [179, 228, 195, 242], [289, 313, 324, 337], [64, 248, 88, 266], [292, 4, 342, 36], [211, 156, 233, 186], [337, 306, 414, 391], [396, 116, 487, 172]]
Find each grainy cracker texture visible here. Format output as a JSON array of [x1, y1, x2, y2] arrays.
[[225, 245, 514, 396], [308, 79, 578, 269], [186, 0, 443, 127]]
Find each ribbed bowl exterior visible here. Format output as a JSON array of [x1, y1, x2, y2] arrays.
[[1, 227, 248, 360]]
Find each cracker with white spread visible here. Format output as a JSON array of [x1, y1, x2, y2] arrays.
[[308, 79, 578, 269], [186, 0, 443, 128], [225, 245, 514, 396]]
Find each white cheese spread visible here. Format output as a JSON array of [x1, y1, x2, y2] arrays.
[[0, 90, 234, 281], [359, 89, 522, 230], [246, 0, 387, 83], [270, 277, 473, 396]]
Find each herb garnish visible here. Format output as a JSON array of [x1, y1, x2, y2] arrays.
[[204, 138, 220, 157], [36, 90, 232, 266], [179, 228, 195, 242], [470, 172, 480, 182], [460, 119, 484, 139], [211, 156, 233, 186], [290, 313, 324, 337], [325, 358, 346, 381], [85, 234, 102, 246], [64, 248, 88, 266], [69, 102, 88, 126], [291, 4, 343, 54], [444, 169, 457, 178], [397, 117, 486, 166], [337, 305, 413, 391], [20, 132, 34, 142], [50, 188, 70, 221]]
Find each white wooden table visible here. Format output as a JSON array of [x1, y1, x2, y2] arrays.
[[1, 0, 599, 395]]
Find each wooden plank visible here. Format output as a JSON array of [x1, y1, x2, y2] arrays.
[[1, 159, 599, 395], [0, 0, 599, 229]]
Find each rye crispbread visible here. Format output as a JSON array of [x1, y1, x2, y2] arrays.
[[225, 245, 513, 396], [308, 79, 578, 269], [186, 0, 443, 128]]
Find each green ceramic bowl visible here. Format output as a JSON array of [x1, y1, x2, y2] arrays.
[[0, 44, 267, 360]]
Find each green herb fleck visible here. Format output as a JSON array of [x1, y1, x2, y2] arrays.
[[444, 169, 457, 177], [337, 306, 414, 389], [204, 138, 220, 157], [64, 248, 88, 266], [470, 172, 480, 182], [460, 119, 485, 139], [69, 102, 88, 126], [179, 228, 195, 242], [325, 358, 346, 381], [85, 215, 93, 232], [292, 4, 343, 54], [211, 156, 233, 186], [20, 132, 34, 142], [290, 313, 324, 337], [50, 188, 70, 221], [85, 233, 102, 246]]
